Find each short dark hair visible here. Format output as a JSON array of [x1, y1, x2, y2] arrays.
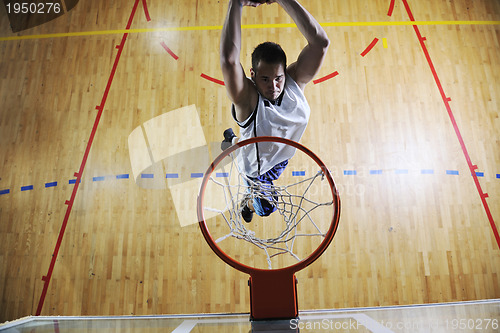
[[251, 42, 287, 72]]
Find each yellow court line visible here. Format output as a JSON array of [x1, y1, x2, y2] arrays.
[[0, 21, 499, 42], [322, 20, 500, 27]]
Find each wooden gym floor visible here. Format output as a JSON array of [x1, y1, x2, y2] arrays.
[[0, 0, 499, 323]]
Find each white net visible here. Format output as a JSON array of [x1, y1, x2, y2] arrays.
[[202, 149, 335, 269]]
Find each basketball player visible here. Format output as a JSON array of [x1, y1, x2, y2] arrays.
[[220, 0, 330, 222]]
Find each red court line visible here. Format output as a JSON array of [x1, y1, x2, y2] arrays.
[[142, 0, 151, 22], [201, 73, 225, 86], [361, 38, 379, 57], [313, 71, 339, 84], [387, 0, 396, 17], [401, 0, 500, 250], [161, 41, 179, 60], [35, 0, 145, 316]]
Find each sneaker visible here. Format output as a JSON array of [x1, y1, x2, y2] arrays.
[[240, 196, 254, 223], [241, 204, 253, 223], [221, 128, 236, 151]]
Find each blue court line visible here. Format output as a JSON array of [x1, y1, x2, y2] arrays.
[[141, 173, 154, 179], [1, 169, 498, 198], [165, 173, 178, 179]]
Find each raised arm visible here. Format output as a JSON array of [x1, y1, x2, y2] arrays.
[[220, 0, 261, 122], [271, 0, 330, 89]]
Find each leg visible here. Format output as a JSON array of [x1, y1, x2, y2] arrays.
[[243, 160, 289, 220]]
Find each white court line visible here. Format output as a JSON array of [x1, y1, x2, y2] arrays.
[[352, 314, 396, 333], [171, 317, 250, 332], [170, 320, 198, 333]]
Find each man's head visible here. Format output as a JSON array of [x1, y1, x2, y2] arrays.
[[250, 42, 287, 102]]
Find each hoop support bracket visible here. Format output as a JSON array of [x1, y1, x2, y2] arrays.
[[249, 269, 298, 320]]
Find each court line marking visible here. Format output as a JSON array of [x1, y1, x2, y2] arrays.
[[141, 0, 151, 22], [201, 73, 225, 86], [400, 0, 500, 250], [387, 0, 396, 16], [0, 21, 499, 42], [361, 37, 380, 57], [313, 71, 339, 84], [160, 41, 179, 60], [171, 320, 198, 333], [1, 168, 497, 197]]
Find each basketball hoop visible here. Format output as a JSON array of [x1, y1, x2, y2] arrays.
[[197, 136, 340, 320]]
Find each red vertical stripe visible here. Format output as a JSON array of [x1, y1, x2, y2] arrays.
[[36, 0, 145, 316], [387, 0, 396, 16], [142, 0, 151, 21]]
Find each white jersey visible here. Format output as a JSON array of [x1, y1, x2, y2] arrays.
[[233, 74, 310, 177]]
